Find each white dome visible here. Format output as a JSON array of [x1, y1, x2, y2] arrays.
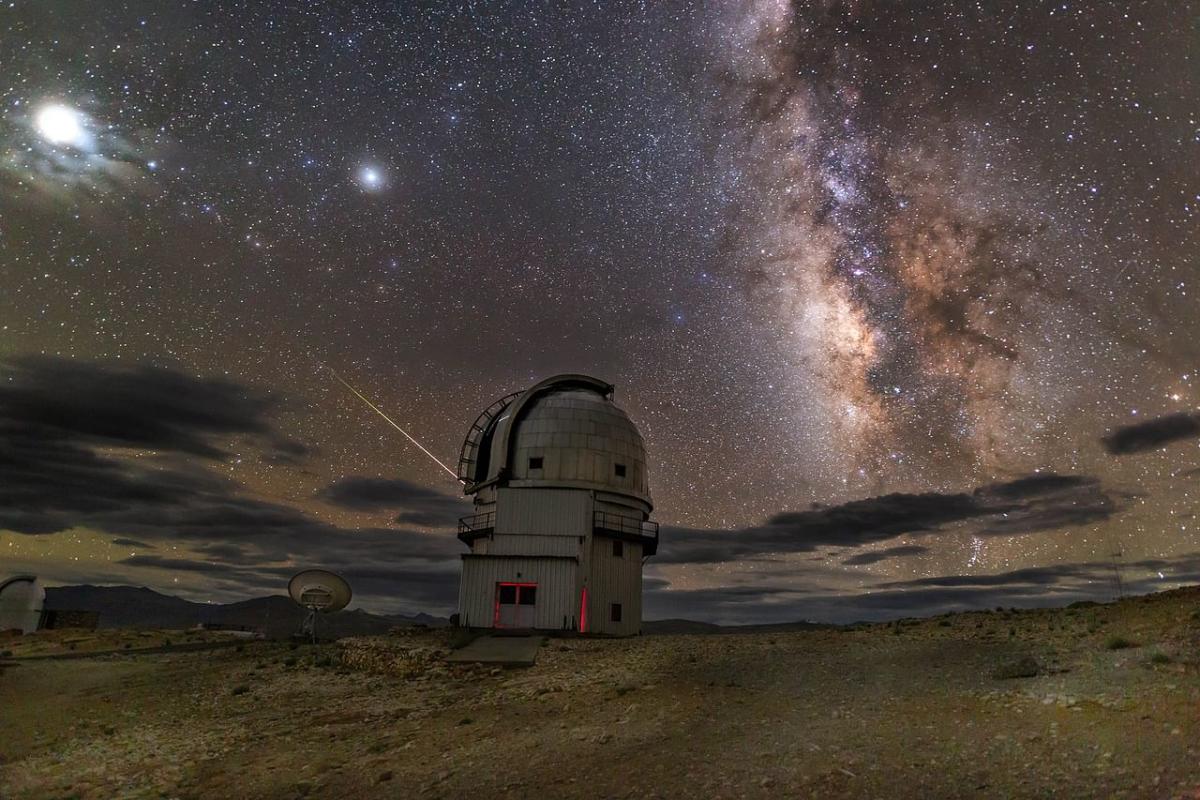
[[459, 375, 652, 508], [0, 575, 45, 634]]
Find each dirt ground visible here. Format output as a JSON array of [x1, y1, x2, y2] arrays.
[[2, 588, 1199, 800]]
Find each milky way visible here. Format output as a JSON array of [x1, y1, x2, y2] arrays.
[[1, 1, 1198, 621], [710, 1, 1152, 493]]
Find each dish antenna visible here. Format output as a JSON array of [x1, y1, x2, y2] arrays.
[[287, 569, 352, 642]]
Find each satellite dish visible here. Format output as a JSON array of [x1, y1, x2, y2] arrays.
[[288, 570, 351, 642]]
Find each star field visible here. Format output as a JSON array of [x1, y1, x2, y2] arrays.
[[1, 0, 1198, 621]]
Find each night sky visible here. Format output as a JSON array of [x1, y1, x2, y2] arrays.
[[3, 1, 1199, 623]]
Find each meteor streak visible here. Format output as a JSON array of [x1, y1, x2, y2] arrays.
[[328, 368, 461, 481]]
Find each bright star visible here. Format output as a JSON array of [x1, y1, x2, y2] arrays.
[[35, 104, 88, 148], [357, 166, 384, 191]]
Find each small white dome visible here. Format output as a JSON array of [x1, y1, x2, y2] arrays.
[[0, 575, 45, 634]]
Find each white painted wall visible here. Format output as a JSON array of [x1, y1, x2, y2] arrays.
[[458, 556, 579, 631]]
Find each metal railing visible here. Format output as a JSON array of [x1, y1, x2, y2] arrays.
[[458, 508, 659, 553], [593, 510, 659, 543], [458, 510, 495, 538]]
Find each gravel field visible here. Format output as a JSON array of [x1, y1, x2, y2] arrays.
[[2, 587, 1199, 799]]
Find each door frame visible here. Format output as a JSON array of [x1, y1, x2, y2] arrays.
[[493, 581, 538, 629]]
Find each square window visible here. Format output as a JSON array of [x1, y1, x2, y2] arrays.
[[518, 586, 537, 605], [612, 540, 623, 558], [528, 456, 544, 470], [614, 463, 626, 477], [498, 584, 517, 604], [610, 603, 622, 623]]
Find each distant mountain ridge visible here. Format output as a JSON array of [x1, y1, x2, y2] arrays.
[[45, 585, 445, 639], [641, 618, 833, 635], [43, 585, 832, 638]]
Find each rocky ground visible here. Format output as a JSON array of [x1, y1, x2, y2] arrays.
[[0, 628, 243, 659], [2, 587, 1199, 799]]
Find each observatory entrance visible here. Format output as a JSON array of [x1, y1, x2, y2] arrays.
[[494, 582, 537, 629]]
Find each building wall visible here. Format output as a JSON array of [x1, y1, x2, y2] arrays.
[[474, 534, 580, 558], [585, 535, 643, 636], [495, 487, 591, 536], [594, 491, 651, 518], [458, 477, 649, 636], [458, 555, 579, 631]]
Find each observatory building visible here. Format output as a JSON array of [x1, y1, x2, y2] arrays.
[[455, 374, 658, 636]]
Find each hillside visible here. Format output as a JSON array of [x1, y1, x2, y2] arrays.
[[2, 585, 1198, 798], [44, 585, 445, 639]]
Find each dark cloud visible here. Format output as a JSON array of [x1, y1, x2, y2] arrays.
[[882, 563, 1101, 588], [111, 538, 155, 549], [658, 474, 1124, 565], [841, 545, 928, 566], [647, 552, 1200, 625], [977, 473, 1096, 500], [0, 355, 298, 458], [645, 582, 1076, 625], [0, 356, 462, 613], [974, 477, 1129, 536], [317, 476, 468, 528], [121, 555, 229, 574], [1102, 412, 1200, 455], [868, 552, 1200, 608], [0, 355, 1151, 622]]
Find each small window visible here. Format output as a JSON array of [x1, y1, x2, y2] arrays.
[[528, 456, 544, 470], [614, 463, 626, 477], [612, 540, 623, 558], [610, 603, 622, 623], [498, 584, 517, 604], [519, 586, 537, 605]]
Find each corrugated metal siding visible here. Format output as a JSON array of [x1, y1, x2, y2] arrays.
[[458, 556, 579, 631], [495, 487, 591, 535], [487, 534, 580, 557], [585, 535, 643, 635], [594, 492, 651, 517]]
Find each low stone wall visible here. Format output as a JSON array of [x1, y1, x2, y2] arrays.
[[336, 635, 449, 678]]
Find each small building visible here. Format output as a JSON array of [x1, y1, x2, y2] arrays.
[[0, 575, 45, 634], [455, 374, 658, 636]]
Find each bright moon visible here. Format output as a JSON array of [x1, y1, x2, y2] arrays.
[[34, 104, 87, 147]]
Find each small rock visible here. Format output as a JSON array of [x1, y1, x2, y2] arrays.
[[377, 771, 394, 783], [993, 656, 1040, 680]]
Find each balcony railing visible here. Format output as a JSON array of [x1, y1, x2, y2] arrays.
[[594, 510, 659, 556], [458, 510, 495, 541], [457, 509, 659, 555]]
